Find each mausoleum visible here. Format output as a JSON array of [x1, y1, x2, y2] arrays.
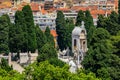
[[72, 21, 87, 64]]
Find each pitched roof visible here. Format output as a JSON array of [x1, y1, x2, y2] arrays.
[[71, 6, 88, 11], [57, 8, 70, 12], [41, 8, 48, 14], [2, 1, 12, 8], [50, 30, 58, 37], [30, 2, 40, 12]]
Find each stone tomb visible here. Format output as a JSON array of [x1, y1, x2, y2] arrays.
[[72, 21, 87, 64], [19, 52, 29, 64]]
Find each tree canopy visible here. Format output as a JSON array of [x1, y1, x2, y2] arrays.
[[22, 5, 37, 52], [82, 28, 120, 80], [56, 11, 67, 50], [45, 27, 55, 47], [0, 15, 9, 54], [24, 61, 100, 80], [37, 43, 57, 62]]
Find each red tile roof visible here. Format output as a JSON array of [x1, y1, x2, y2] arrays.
[[0, 1, 12, 9], [41, 8, 48, 14], [71, 6, 88, 11], [30, 2, 39, 12], [50, 30, 58, 37], [57, 8, 70, 12]]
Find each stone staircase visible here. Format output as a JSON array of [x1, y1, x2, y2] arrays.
[[11, 61, 24, 74]]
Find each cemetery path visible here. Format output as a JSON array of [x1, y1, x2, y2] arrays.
[[11, 61, 24, 74]]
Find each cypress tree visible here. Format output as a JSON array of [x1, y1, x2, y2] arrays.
[[65, 19, 74, 49], [76, 10, 85, 26], [84, 10, 94, 31], [45, 27, 55, 47], [9, 23, 17, 52], [9, 11, 28, 53], [22, 5, 37, 52], [35, 25, 46, 53], [0, 15, 9, 54], [84, 10, 95, 47], [56, 11, 66, 50], [14, 11, 28, 52]]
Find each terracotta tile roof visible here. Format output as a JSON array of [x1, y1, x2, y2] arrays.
[[0, 1, 12, 9], [57, 8, 70, 12], [30, 2, 39, 12], [92, 15, 97, 19], [71, 6, 88, 11], [91, 9, 112, 19], [2, 1, 12, 8], [41, 8, 48, 14], [11, 7, 17, 11], [50, 30, 58, 37], [88, 5, 98, 10], [105, 10, 112, 15], [0, 4, 5, 9], [91, 10, 106, 15]]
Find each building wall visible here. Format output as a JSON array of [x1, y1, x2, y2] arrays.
[[23, 0, 30, 3], [33, 13, 56, 30]]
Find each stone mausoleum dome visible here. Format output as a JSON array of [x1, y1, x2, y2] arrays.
[[72, 21, 87, 36]]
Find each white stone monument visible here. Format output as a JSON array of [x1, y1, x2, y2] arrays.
[[69, 60, 77, 73], [19, 52, 29, 64], [72, 21, 87, 65]]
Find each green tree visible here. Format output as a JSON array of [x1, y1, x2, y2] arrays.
[[106, 21, 120, 35], [48, 58, 66, 68], [22, 5, 37, 52], [14, 11, 28, 52], [0, 58, 12, 72], [110, 31, 120, 57], [0, 15, 9, 54], [24, 61, 100, 80], [97, 12, 120, 35], [84, 10, 95, 47], [45, 27, 55, 47], [9, 24, 18, 52], [82, 28, 120, 80], [65, 19, 74, 50], [84, 10, 94, 31], [9, 11, 24, 53], [106, 11, 120, 35], [35, 25, 46, 53], [76, 10, 85, 26], [37, 43, 57, 62], [56, 11, 67, 50], [97, 15, 108, 29], [0, 68, 25, 80], [9, 10, 28, 53], [109, 11, 118, 23]]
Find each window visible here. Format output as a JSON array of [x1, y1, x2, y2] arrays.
[[74, 39, 77, 47]]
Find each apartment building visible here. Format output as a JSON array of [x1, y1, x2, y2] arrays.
[[33, 13, 56, 30]]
